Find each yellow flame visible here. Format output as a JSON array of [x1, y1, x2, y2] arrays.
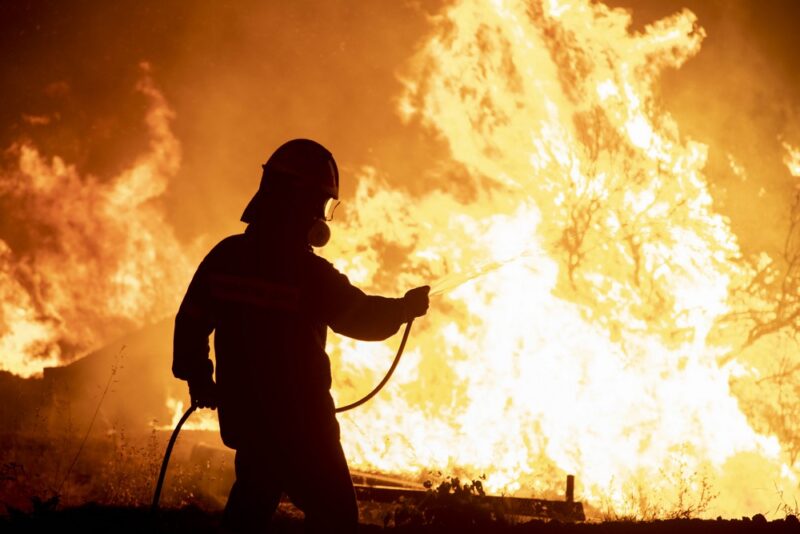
[[784, 142, 800, 178], [318, 0, 795, 518], [150, 1, 798, 518], [159, 398, 220, 432]]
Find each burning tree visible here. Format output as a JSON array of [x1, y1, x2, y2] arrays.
[[719, 149, 800, 465], [1, 0, 799, 521], [326, 0, 797, 518]]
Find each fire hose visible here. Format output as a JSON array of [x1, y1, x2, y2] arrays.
[[151, 319, 414, 513]]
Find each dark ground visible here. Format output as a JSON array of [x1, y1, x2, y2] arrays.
[[1, 505, 798, 534]]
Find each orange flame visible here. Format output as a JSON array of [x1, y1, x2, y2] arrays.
[[156, 1, 800, 517], [318, 0, 796, 518], [6, 0, 794, 519], [162, 398, 220, 432], [0, 63, 195, 377]]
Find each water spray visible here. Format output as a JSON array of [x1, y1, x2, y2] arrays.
[[429, 251, 534, 297]]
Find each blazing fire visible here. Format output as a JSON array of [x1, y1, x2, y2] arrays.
[[326, 0, 799, 516], [2, 0, 799, 520], [0, 63, 195, 378]]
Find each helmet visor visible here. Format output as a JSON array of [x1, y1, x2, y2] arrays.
[[323, 198, 340, 221]]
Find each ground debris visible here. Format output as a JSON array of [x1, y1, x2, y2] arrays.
[[1, 505, 799, 533]]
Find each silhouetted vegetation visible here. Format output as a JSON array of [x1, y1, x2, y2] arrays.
[[721, 188, 800, 466], [1, 503, 798, 533]]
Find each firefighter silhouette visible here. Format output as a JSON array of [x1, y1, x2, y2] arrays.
[[172, 139, 430, 533]]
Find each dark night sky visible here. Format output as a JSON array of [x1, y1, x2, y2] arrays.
[[1, 0, 798, 255]]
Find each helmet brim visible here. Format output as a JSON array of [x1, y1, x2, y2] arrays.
[[240, 189, 264, 224]]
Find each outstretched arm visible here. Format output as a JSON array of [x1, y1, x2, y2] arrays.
[[314, 259, 429, 340]]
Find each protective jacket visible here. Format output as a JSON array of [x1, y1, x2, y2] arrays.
[[173, 224, 406, 449]]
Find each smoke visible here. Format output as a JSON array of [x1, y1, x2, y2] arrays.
[[0, 64, 196, 377]]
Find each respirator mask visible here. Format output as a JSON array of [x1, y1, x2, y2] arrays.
[[307, 197, 339, 248], [307, 219, 331, 247]]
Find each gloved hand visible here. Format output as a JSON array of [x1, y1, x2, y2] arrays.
[[188, 375, 218, 410], [402, 285, 430, 322]]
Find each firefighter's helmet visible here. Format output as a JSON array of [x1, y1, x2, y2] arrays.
[[241, 139, 339, 223]]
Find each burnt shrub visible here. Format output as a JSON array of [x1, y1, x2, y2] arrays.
[[384, 476, 508, 530]]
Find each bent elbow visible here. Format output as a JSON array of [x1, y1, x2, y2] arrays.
[[333, 321, 402, 342]]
